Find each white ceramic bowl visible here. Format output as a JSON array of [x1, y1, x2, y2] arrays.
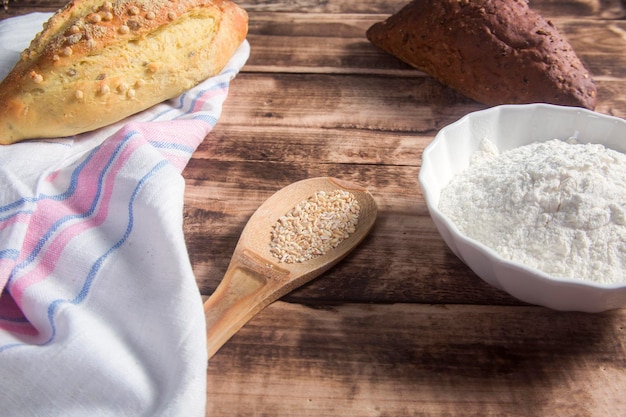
[[419, 104, 626, 312]]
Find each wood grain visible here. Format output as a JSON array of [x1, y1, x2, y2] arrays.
[[193, 1, 626, 414], [207, 301, 626, 417], [2, 0, 626, 415], [183, 0, 626, 307]]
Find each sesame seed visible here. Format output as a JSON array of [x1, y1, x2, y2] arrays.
[[127, 20, 140, 30], [167, 11, 176, 20], [88, 13, 101, 23], [127, 89, 136, 98], [269, 190, 360, 263], [128, 5, 139, 15], [30, 71, 43, 84], [62, 47, 73, 57], [75, 90, 84, 100], [135, 79, 145, 87], [147, 63, 158, 73], [145, 11, 156, 20], [66, 33, 82, 45], [119, 25, 130, 34], [100, 84, 110, 95], [101, 11, 113, 21]]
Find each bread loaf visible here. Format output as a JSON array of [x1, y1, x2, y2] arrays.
[[0, 0, 248, 144], [366, 0, 597, 110]]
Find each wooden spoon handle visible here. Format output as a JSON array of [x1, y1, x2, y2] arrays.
[[204, 249, 291, 359]]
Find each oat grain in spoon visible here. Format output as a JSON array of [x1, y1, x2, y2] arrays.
[[204, 177, 377, 359]]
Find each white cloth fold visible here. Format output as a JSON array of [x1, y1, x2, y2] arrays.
[[0, 13, 250, 417]]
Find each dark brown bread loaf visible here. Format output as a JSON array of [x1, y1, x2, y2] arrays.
[[366, 0, 597, 110]]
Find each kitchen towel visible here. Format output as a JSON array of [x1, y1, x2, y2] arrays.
[[0, 12, 249, 417]]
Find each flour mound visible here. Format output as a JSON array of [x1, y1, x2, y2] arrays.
[[439, 139, 626, 284]]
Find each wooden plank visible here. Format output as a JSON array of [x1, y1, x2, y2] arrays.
[[212, 73, 485, 132], [242, 13, 626, 117], [2, 0, 624, 20], [190, 125, 426, 165], [243, 15, 626, 76], [207, 301, 626, 416], [223, 73, 626, 123], [245, 0, 624, 17]]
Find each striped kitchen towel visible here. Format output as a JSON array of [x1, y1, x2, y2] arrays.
[[0, 13, 250, 417]]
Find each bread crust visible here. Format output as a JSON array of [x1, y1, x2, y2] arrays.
[[366, 0, 597, 110], [0, 0, 248, 144]]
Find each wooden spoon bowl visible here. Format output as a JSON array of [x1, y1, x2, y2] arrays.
[[204, 177, 377, 359]]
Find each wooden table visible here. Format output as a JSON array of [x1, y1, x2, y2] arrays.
[[3, 1, 626, 415]]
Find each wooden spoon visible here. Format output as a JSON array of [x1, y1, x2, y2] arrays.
[[204, 177, 377, 359]]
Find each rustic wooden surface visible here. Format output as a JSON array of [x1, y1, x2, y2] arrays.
[[3, 0, 626, 416]]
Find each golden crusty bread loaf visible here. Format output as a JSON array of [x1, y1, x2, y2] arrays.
[[366, 0, 597, 110], [0, 0, 248, 144]]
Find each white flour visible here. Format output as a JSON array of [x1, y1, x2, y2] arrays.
[[439, 138, 626, 284]]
